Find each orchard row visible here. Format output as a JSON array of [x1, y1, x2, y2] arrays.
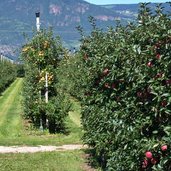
[[21, 30, 70, 133], [0, 60, 17, 94], [58, 3, 171, 171]]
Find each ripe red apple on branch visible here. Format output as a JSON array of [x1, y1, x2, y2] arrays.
[[161, 145, 167, 152], [142, 159, 148, 169], [156, 54, 161, 59], [165, 79, 171, 86], [104, 83, 110, 89], [151, 157, 158, 165], [161, 100, 167, 107], [102, 68, 109, 76], [111, 83, 116, 89], [155, 72, 163, 78], [147, 61, 153, 67], [137, 91, 143, 98], [145, 151, 153, 159]]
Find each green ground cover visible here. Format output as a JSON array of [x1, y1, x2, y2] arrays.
[[0, 78, 83, 146], [0, 150, 85, 171]]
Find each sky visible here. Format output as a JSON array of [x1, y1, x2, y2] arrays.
[[85, 0, 167, 5]]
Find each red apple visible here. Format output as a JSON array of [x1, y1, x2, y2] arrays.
[[156, 54, 161, 59], [137, 91, 143, 98], [161, 100, 167, 107], [161, 145, 167, 151], [111, 83, 116, 89], [155, 73, 163, 78], [145, 151, 152, 159], [151, 158, 157, 165], [166, 79, 171, 86], [142, 159, 148, 168], [104, 83, 110, 88], [147, 61, 152, 67], [102, 68, 109, 75]]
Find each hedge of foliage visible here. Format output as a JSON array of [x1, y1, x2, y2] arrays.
[[0, 60, 17, 94], [21, 29, 70, 133], [57, 52, 90, 100], [58, 3, 171, 170], [16, 64, 25, 77]]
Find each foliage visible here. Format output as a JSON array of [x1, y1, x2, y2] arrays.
[[16, 64, 25, 77], [0, 60, 17, 94], [21, 29, 70, 133], [57, 52, 90, 100], [58, 3, 171, 170]]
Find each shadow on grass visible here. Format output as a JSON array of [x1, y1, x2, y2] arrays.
[[82, 148, 106, 171], [57, 125, 71, 135]]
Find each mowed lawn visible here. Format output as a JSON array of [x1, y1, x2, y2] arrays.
[[0, 78, 23, 137], [0, 150, 85, 171], [0, 78, 83, 146]]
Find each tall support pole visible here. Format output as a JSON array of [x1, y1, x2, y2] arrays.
[[2, 54, 4, 64], [36, 12, 43, 131], [45, 72, 48, 103]]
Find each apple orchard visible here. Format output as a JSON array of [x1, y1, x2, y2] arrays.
[[21, 3, 171, 171]]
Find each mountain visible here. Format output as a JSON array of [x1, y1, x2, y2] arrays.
[[101, 4, 139, 21], [0, 0, 168, 60], [102, 3, 170, 22]]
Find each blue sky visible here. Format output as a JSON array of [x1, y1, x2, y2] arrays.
[[85, 0, 167, 5]]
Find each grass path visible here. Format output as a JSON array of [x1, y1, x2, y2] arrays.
[[69, 98, 82, 127], [0, 78, 23, 137], [0, 78, 83, 146]]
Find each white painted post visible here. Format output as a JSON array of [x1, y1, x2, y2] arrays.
[[45, 72, 49, 128], [45, 72, 48, 103], [2, 54, 4, 63]]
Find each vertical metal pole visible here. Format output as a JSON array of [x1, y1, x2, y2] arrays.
[[45, 72, 49, 128], [2, 54, 4, 63], [36, 12, 43, 131], [45, 72, 48, 103]]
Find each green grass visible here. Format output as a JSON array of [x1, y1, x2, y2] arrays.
[[0, 79, 23, 137], [0, 78, 83, 146], [0, 150, 85, 171], [69, 97, 81, 127]]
